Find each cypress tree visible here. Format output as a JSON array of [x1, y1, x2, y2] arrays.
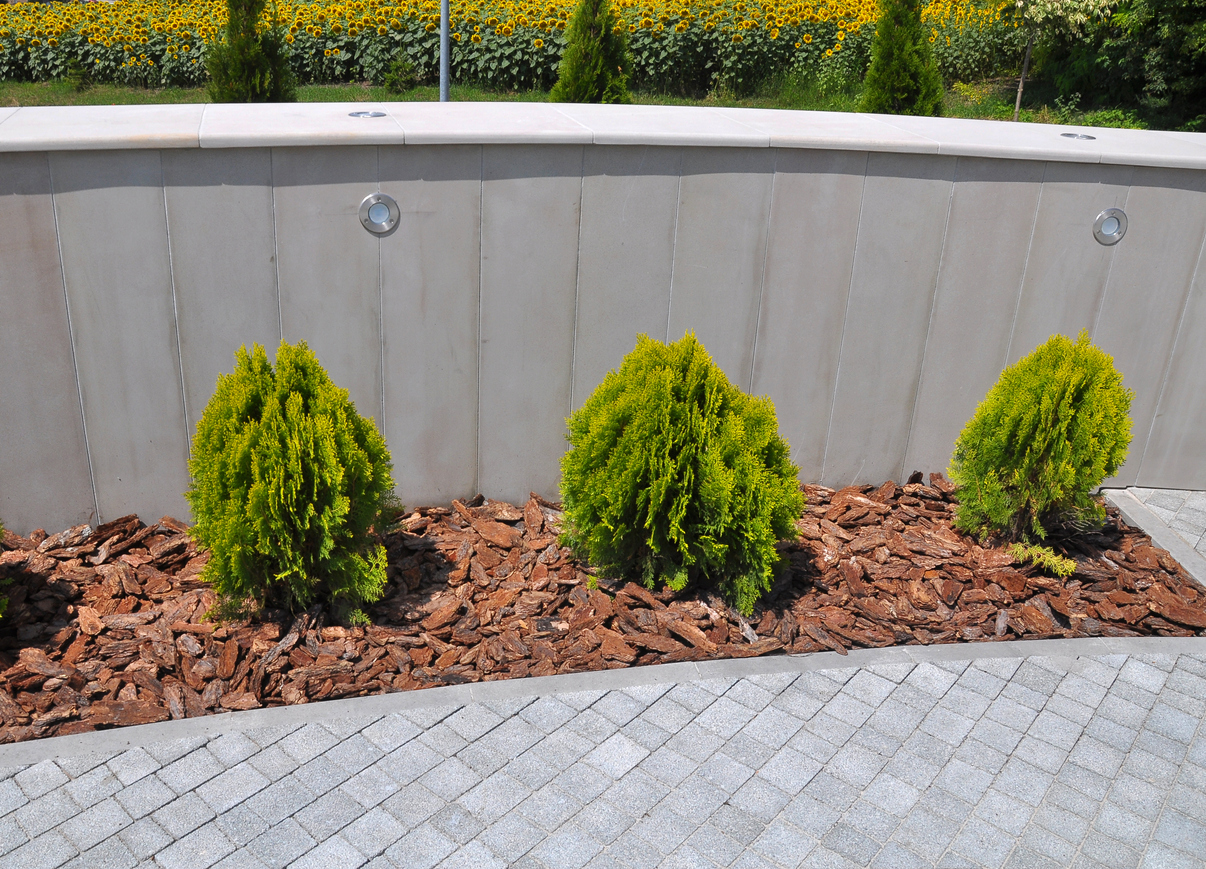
[[186, 341, 396, 622], [207, 0, 297, 103], [949, 331, 1133, 544], [549, 0, 632, 103], [560, 332, 804, 615], [859, 0, 944, 116]]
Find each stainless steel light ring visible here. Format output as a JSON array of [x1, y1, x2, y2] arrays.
[[359, 193, 400, 236], [1093, 207, 1127, 246]]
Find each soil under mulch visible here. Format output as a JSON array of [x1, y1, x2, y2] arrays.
[[1, 473, 1204, 744]]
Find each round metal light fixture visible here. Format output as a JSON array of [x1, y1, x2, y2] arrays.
[[359, 193, 400, 236], [1093, 207, 1127, 246], [349, 110, 387, 118]]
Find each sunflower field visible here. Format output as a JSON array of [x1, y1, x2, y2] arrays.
[[0, 0, 1022, 94]]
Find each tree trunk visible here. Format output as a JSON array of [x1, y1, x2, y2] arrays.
[[1013, 33, 1035, 122]]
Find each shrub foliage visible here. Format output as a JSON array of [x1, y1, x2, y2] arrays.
[[860, 0, 944, 115], [550, 0, 632, 102], [186, 341, 395, 619], [206, 0, 297, 101], [949, 331, 1133, 543], [560, 332, 804, 615]]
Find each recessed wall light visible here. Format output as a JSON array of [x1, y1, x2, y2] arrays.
[[359, 193, 400, 236], [349, 111, 387, 118], [1093, 207, 1127, 245], [1061, 132, 1096, 140]]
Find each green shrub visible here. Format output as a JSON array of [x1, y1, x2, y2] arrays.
[[560, 332, 804, 615], [549, 0, 632, 103], [860, 0, 944, 116], [206, 0, 298, 103], [1009, 542, 1076, 577], [949, 331, 1133, 544], [186, 341, 395, 621], [383, 54, 420, 93]]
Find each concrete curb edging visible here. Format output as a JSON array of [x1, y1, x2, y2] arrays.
[[3, 634, 1205, 770], [1103, 487, 1206, 586]]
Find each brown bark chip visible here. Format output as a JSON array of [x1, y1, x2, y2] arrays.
[[0, 486, 1202, 742]]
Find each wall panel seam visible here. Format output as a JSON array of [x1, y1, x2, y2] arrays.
[[270, 147, 283, 346], [568, 145, 587, 412], [475, 145, 485, 497], [376, 146, 386, 437], [160, 151, 192, 464], [819, 151, 870, 485], [748, 148, 778, 395], [665, 151, 684, 344], [899, 155, 958, 482], [1004, 161, 1046, 368], [47, 152, 101, 525], [1134, 217, 1206, 484]]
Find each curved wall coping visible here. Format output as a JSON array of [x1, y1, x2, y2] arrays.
[[0, 101, 1205, 168]]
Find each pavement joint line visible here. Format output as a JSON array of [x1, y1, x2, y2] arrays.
[[1104, 487, 1206, 587], [2, 635, 1205, 770]]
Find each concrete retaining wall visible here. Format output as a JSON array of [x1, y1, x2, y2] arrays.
[[2, 103, 1206, 531]]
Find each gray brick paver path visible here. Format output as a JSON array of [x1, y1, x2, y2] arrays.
[[1131, 487, 1206, 558], [2, 644, 1205, 868]]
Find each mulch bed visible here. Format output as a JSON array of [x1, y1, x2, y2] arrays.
[[1, 473, 1203, 744]]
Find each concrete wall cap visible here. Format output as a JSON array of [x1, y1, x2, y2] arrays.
[[0, 102, 1204, 168], [0, 104, 205, 151]]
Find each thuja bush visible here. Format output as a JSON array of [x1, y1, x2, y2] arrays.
[[560, 332, 804, 615], [207, 0, 297, 102], [186, 341, 396, 621], [860, 0, 944, 116], [949, 330, 1133, 546], [549, 0, 632, 103]]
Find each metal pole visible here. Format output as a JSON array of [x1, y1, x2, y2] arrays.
[[439, 0, 450, 102]]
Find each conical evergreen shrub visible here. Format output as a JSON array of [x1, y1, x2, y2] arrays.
[[560, 332, 804, 615], [186, 341, 395, 621], [859, 0, 944, 116], [549, 0, 632, 104], [207, 0, 297, 103], [949, 331, 1133, 544]]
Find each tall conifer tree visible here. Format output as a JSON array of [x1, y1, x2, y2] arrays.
[[859, 0, 944, 115], [550, 0, 633, 103], [207, 0, 297, 102]]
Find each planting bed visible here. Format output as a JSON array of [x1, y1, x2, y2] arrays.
[[1, 473, 1204, 744]]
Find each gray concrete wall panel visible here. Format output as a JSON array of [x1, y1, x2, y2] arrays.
[[5, 123, 1206, 528], [752, 148, 867, 480], [823, 152, 956, 485], [1092, 167, 1206, 487], [903, 157, 1044, 482], [1136, 245, 1206, 487], [162, 148, 281, 441], [571, 145, 682, 409], [272, 146, 383, 425], [477, 145, 583, 503], [0, 153, 94, 534], [666, 148, 775, 390], [378, 144, 482, 505], [48, 150, 190, 522], [1007, 162, 1132, 364]]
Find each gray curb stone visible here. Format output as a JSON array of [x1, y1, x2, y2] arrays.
[[1103, 487, 1206, 586], [3, 636, 1205, 769]]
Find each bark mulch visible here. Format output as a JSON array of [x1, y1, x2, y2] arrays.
[[0, 472, 1203, 744]]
